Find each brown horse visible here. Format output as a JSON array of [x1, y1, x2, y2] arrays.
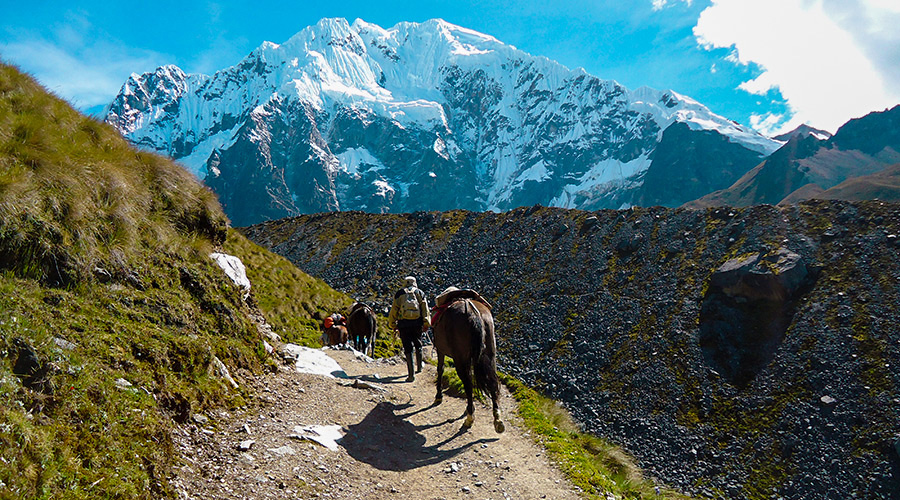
[[432, 287, 505, 433], [348, 302, 377, 356], [324, 325, 348, 346]]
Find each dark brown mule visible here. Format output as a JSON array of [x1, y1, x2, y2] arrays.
[[432, 288, 505, 433], [324, 325, 348, 346], [348, 302, 377, 356]]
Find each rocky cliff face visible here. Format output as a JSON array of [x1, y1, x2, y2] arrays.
[[241, 200, 900, 499], [105, 18, 777, 226]]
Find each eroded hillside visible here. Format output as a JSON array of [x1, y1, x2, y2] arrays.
[[242, 201, 900, 499]]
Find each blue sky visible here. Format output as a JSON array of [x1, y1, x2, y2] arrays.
[[2, 0, 898, 134]]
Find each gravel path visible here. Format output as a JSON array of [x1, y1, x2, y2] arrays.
[[170, 348, 583, 499]]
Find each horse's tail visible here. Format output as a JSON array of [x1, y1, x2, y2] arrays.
[[466, 300, 493, 392], [366, 309, 377, 340]]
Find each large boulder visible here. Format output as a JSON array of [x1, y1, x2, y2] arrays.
[[699, 248, 817, 386], [709, 248, 810, 302]]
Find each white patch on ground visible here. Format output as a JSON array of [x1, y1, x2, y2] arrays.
[[280, 344, 349, 378], [290, 425, 345, 451], [267, 445, 297, 456]]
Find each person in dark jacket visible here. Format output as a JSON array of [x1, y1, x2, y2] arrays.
[[387, 276, 431, 381]]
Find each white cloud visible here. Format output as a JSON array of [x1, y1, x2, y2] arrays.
[[0, 15, 170, 111], [652, 0, 693, 11], [693, 0, 900, 134], [749, 112, 785, 136]]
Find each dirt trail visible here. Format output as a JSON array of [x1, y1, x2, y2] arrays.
[[171, 347, 583, 499]]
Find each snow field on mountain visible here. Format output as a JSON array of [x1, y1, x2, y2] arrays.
[[106, 17, 779, 217]]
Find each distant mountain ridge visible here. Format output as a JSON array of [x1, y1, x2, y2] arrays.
[[105, 17, 778, 225], [688, 105, 900, 208]]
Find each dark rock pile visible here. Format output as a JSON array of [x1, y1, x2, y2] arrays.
[[242, 200, 900, 499]]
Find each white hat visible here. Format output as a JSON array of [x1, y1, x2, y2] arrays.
[[404, 276, 417, 287]]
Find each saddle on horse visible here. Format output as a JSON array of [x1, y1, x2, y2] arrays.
[[432, 287, 492, 325]]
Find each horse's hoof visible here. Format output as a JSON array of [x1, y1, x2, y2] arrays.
[[434, 396, 443, 405], [494, 420, 506, 434], [463, 415, 474, 428]]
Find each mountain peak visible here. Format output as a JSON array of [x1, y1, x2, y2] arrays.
[[420, 18, 502, 43], [105, 17, 779, 224], [772, 123, 832, 142]]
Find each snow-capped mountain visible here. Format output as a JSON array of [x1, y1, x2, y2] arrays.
[[105, 18, 779, 226]]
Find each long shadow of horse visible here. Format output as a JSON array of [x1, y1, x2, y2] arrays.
[[338, 401, 498, 471]]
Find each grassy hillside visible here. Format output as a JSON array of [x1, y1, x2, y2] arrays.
[[223, 230, 351, 345], [0, 63, 358, 499], [224, 230, 401, 357], [818, 163, 900, 202], [0, 61, 260, 499]]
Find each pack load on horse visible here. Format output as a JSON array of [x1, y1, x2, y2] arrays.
[[431, 286, 505, 433], [348, 302, 377, 356], [322, 312, 348, 347], [387, 276, 431, 382]]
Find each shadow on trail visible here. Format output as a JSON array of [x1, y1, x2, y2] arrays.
[[338, 401, 498, 471], [357, 373, 408, 384]]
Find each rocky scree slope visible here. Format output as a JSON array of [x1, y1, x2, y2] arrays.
[[242, 200, 900, 500], [105, 18, 777, 226]]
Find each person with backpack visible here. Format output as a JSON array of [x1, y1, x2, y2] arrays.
[[387, 276, 431, 382]]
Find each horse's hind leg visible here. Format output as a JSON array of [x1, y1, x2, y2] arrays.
[[434, 353, 445, 404], [489, 376, 505, 433], [459, 361, 475, 429]]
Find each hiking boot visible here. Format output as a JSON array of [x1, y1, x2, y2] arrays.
[[406, 357, 415, 382], [415, 348, 423, 373]]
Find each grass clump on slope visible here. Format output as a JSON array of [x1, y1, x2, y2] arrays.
[[499, 373, 692, 499], [229, 228, 400, 357], [224, 229, 354, 346], [0, 63, 264, 499], [0, 66, 224, 286]]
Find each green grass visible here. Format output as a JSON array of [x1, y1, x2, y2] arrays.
[[428, 357, 485, 400], [224, 230, 353, 346], [0, 62, 266, 499], [499, 373, 692, 500], [0, 271, 261, 499], [227, 229, 400, 358]]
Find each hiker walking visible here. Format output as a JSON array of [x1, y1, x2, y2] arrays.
[[387, 276, 430, 382]]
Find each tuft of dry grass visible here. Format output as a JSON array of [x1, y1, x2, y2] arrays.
[[0, 63, 226, 287]]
